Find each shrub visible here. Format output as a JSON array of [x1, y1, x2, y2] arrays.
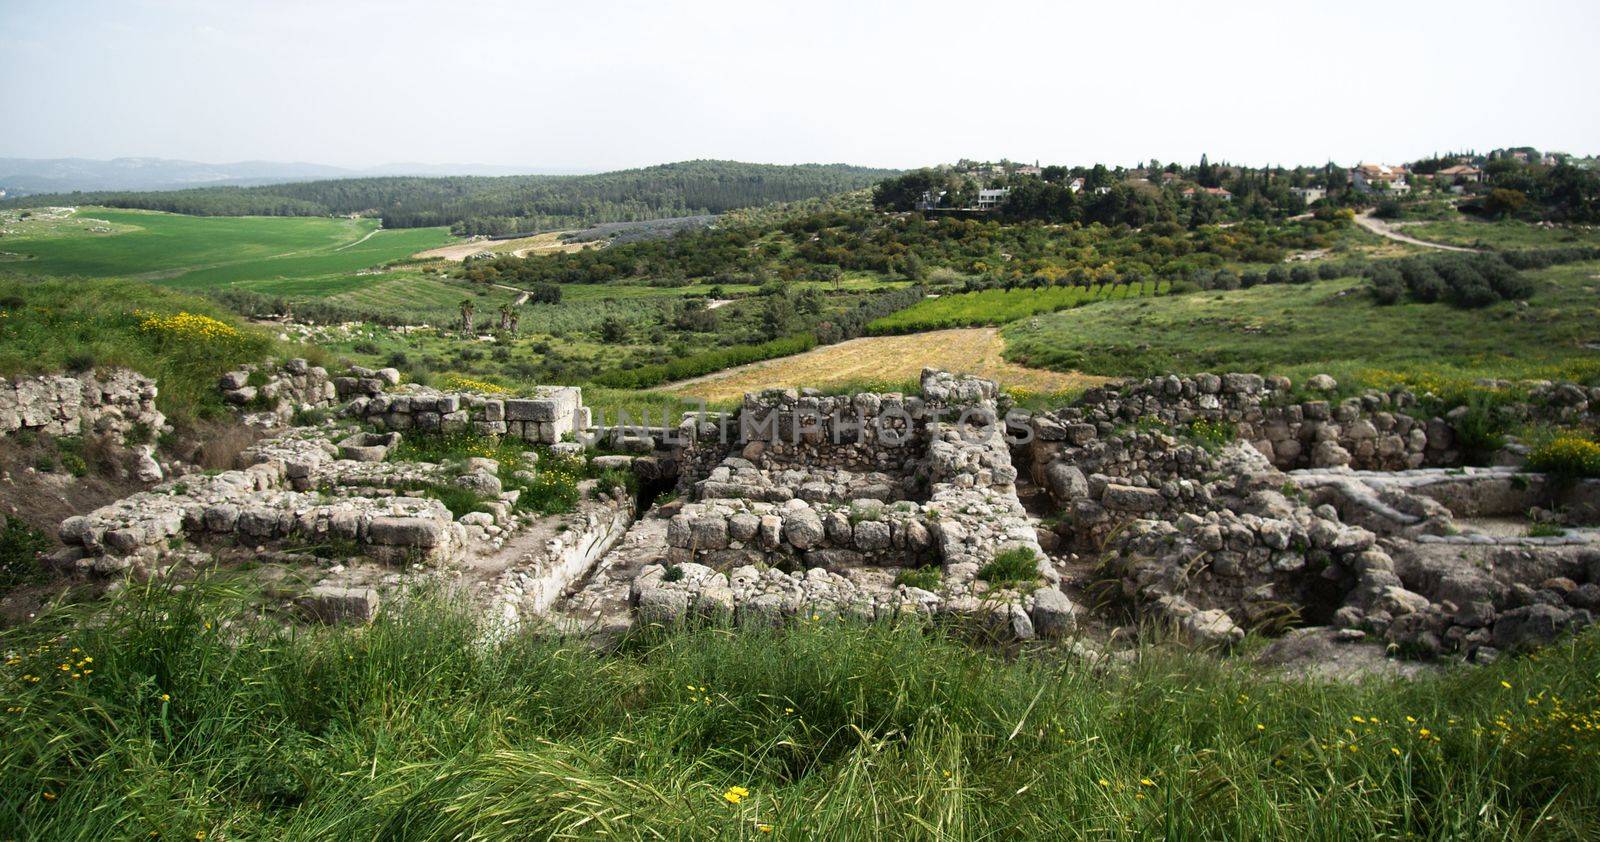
[[976, 546, 1040, 588], [1527, 436, 1600, 479], [1186, 419, 1237, 451], [1451, 397, 1508, 462]]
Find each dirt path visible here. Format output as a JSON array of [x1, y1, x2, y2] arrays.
[[488, 283, 531, 305], [664, 327, 1104, 402], [333, 226, 380, 251], [1355, 212, 1480, 252]]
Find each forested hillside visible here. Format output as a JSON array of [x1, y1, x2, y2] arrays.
[[0, 160, 899, 235]]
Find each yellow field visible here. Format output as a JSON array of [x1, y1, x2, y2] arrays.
[[666, 328, 1105, 403], [413, 231, 596, 261]]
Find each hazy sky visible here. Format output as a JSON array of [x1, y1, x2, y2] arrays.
[[3, 0, 1596, 171]]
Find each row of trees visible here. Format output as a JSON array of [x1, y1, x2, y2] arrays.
[[1366, 248, 1600, 308]]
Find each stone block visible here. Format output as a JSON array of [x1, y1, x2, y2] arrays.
[[300, 586, 380, 623]]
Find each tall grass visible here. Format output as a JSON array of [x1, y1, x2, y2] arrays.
[[0, 277, 282, 424], [3, 580, 1597, 839]]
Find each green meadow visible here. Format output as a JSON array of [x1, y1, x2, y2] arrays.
[[0, 208, 455, 292], [1003, 261, 1600, 387]]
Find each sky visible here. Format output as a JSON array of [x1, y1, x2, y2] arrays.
[[2, 0, 1597, 172]]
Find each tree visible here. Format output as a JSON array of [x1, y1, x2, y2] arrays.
[[459, 299, 475, 335], [1484, 188, 1528, 219], [760, 294, 797, 339], [599, 315, 628, 343]]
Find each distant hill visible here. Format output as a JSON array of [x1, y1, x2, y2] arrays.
[[1, 160, 901, 235], [0, 157, 570, 196]]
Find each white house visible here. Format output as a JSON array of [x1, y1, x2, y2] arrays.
[[975, 188, 1010, 210], [1351, 163, 1410, 194], [1290, 186, 1326, 203]]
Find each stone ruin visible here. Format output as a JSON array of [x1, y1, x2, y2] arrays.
[[1, 368, 167, 481], [620, 370, 1070, 638], [1020, 373, 1600, 660], [24, 360, 1600, 667]]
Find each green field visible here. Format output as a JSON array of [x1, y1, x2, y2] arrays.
[[1002, 261, 1600, 387], [868, 281, 1169, 334], [0, 208, 455, 291], [1403, 218, 1600, 251]]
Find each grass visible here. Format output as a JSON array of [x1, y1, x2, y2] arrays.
[[0, 208, 454, 288], [1405, 218, 1600, 251], [867, 281, 1169, 334], [1003, 262, 1600, 388], [0, 515, 50, 593], [976, 546, 1041, 589], [0, 276, 282, 424], [893, 565, 942, 591], [3, 580, 1598, 838]]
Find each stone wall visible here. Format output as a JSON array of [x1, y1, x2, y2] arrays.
[[0, 368, 164, 440], [218, 358, 342, 423], [348, 385, 589, 445], [50, 439, 469, 576]]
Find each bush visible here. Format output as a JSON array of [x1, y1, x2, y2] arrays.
[[1451, 396, 1509, 462], [1527, 435, 1600, 479], [976, 546, 1040, 588]]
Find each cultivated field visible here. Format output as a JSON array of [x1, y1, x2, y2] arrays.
[[667, 327, 1103, 403], [868, 281, 1169, 334], [413, 231, 596, 261], [0, 208, 455, 290]]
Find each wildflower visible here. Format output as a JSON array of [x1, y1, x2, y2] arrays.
[[724, 785, 750, 804], [1256, 724, 1265, 731], [161, 693, 170, 702], [41, 790, 57, 801], [758, 824, 773, 833], [1139, 778, 1155, 787], [1501, 680, 1513, 689], [1391, 747, 1402, 756], [1351, 716, 1365, 724], [1418, 728, 1431, 738], [1097, 778, 1110, 787]]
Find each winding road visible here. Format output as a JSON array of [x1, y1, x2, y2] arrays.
[[1354, 212, 1480, 253]]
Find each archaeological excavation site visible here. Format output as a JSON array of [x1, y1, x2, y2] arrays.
[[7, 359, 1597, 673]]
